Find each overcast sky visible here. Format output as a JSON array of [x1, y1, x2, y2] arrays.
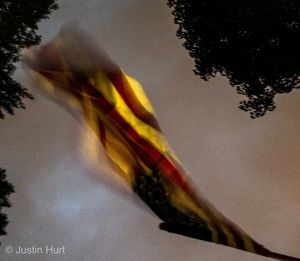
[[1, 1, 300, 260]]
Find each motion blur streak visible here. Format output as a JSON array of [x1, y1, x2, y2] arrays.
[[23, 26, 300, 261]]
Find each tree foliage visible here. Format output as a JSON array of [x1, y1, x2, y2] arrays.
[[168, 0, 300, 118], [0, 0, 58, 118], [0, 168, 14, 241], [0, 0, 58, 243]]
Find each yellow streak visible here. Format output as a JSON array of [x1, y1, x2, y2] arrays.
[[243, 237, 256, 253], [91, 72, 179, 162], [220, 224, 237, 248]]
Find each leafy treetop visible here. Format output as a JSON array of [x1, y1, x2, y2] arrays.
[[168, 0, 300, 118], [0, 0, 58, 118]]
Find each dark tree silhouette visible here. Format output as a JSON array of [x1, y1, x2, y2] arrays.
[[167, 0, 300, 118], [0, 0, 58, 243], [0, 168, 14, 242], [0, 0, 58, 118]]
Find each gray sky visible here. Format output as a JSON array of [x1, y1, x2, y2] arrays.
[[1, 1, 300, 260]]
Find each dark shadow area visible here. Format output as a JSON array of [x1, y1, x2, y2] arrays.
[[168, 0, 300, 118]]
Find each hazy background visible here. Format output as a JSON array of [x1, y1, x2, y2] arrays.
[[1, 0, 300, 260]]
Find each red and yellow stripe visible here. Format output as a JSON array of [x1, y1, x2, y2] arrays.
[[23, 27, 300, 261]]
